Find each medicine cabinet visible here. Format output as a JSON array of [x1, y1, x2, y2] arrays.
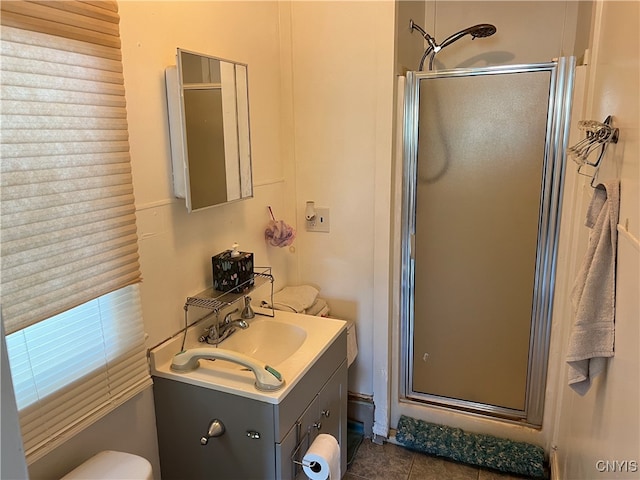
[[166, 48, 253, 212]]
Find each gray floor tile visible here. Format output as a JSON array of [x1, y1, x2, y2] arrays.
[[345, 439, 539, 480], [477, 468, 528, 480], [409, 452, 479, 480], [347, 439, 414, 480], [343, 473, 369, 480]]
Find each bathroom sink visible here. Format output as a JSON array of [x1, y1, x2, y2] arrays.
[[149, 309, 346, 404], [212, 318, 307, 368]]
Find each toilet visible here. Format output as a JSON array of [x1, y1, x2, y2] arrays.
[[61, 451, 152, 480]]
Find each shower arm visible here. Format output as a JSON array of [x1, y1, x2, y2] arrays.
[[409, 20, 440, 52], [411, 19, 440, 71]]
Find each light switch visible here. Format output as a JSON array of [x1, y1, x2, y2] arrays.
[[306, 207, 330, 232]]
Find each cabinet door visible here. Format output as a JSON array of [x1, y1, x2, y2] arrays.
[[317, 360, 348, 475], [276, 396, 319, 480], [153, 377, 276, 480]]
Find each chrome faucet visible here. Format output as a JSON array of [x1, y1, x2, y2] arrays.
[[199, 308, 248, 345], [241, 296, 255, 319], [218, 315, 249, 337]]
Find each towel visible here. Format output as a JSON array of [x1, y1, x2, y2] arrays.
[[305, 298, 330, 317], [265, 285, 319, 313], [566, 180, 620, 395]]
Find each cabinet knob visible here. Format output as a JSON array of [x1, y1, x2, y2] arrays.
[[321, 409, 331, 418], [200, 419, 225, 445], [313, 421, 322, 431], [246, 431, 261, 439]]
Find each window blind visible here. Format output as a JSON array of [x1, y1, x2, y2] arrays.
[[1, 1, 141, 334], [1, 1, 151, 463], [6, 285, 151, 461]]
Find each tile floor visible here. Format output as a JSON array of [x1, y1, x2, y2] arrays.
[[345, 439, 535, 480]]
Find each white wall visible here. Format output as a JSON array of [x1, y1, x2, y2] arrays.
[[552, 2, 640, 478], [285, 2, 395, 405], [395, 1, 426, 73], [121, 0, 396, 402], [119, 1, 293, 349]]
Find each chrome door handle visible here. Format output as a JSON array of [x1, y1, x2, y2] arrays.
[[200, 419, 225, 445]]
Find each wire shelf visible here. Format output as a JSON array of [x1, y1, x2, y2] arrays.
[[186, 268, 274, 311]]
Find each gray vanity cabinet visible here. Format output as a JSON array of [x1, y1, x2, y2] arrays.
[[153, 330, 347, 480]]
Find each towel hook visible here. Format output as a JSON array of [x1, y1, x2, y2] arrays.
[[569, 116, 619, 187]]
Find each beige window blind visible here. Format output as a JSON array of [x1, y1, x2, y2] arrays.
[[1, 0, 141, 334], [1, 1, 150, 462], [6, 284, 151, 462]]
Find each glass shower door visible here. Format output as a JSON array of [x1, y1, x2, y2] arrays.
[[401, 60, 574, 423]]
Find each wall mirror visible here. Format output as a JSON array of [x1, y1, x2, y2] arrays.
[[166, 48, 252, 212]]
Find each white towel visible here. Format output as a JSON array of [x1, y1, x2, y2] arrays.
[[566, 180, 620, 395], [305, 298, 330, 317], [268, 285, 319, 313]]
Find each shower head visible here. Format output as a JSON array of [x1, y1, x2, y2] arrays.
[[409, 19, 497, 71], [471, 24, 497, 38], [440, 24, 497, 49]]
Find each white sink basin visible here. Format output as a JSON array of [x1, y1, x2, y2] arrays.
[[149, 309, 346, 404], [211, 319, 307, 369]]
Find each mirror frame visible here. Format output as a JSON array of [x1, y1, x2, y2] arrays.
[[165, 48, 253, 212]]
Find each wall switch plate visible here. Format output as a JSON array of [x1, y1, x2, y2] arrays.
[[306, 207, 330, 232]]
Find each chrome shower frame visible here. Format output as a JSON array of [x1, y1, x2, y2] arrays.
[[400, 58, 575, 426]]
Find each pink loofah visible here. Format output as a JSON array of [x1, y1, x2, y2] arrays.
[[265, 207, 296, 247]]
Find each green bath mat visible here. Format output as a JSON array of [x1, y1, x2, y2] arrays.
[[395, 415, 546, 478]]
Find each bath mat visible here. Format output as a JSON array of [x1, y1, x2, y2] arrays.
[[395, 415, 546, 478], [346, 420, 364, 467]]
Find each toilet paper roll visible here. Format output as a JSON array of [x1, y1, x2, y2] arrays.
[[302, 433, 341, 480]]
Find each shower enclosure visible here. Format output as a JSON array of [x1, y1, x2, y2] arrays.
[[401, 59, 574, 425]]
